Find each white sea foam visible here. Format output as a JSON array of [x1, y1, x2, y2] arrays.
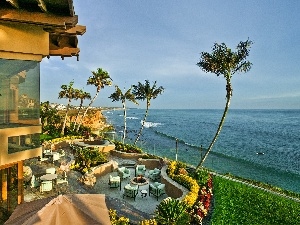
[[142, 120, 162, 128], [127, 116, 139, 120]]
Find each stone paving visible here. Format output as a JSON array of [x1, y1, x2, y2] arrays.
[[23, 147, 167, 224]]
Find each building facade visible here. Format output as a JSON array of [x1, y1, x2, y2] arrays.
[[0, 0, 85, 214]]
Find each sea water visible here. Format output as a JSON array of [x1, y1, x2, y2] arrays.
[[104, 109, 300, 193]]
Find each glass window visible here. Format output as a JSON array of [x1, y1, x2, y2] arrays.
[[8, 133, 40, 154], [0, 59, 40, 128]]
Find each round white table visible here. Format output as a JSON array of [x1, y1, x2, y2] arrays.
[[40, 174, 58, 181]]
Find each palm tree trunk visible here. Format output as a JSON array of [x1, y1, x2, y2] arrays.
[[196, 81, 232, 171], [122, 100, 126, 144], [76, 92, 99, 132], [73, 101, 83, 131], [61, 99, 71, 135], [134, 101, 149, 145]]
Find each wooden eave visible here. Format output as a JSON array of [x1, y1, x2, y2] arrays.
[[0, 0, 85, 60], [0, 8, 78, 29], [3, 0, 74, 16], [45, 25, 86, 35]]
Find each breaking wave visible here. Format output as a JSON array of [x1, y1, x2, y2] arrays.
[[142, 121, 162, 128]]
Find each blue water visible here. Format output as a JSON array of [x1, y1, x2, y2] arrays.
[[104, 109, 300, 193]]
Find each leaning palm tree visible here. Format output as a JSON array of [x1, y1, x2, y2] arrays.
[[109, 85, 139, 143], [58, 81, 76, 135], [76, 68, 112, 132], [73, 89, 91, 131], [196, 39, 253, 170], [132, 80, 164, 145]]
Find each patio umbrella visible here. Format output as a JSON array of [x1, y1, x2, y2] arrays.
[[5, 194, 111, 225]]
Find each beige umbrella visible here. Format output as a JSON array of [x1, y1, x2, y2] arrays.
[[5, 194, 111, 225]]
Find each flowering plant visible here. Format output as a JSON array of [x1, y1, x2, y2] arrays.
[[191, 174, 213, 224]]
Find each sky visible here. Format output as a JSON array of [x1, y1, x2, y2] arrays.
[[40, 0, 300, 109]]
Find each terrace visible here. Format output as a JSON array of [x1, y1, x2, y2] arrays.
[[23, 143, 188, 224]]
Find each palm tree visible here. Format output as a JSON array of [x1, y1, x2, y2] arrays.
[[132, 80, 164, 145], [76, 68, 112, 132], [109, 85, 138, 143], [73, 89, 91, 131], [58, 81, 76, 135], [196, 39, 253, 170]]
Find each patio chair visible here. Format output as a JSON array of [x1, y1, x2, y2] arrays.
[[149, 182, 166, 201], [38, 156, 49, 163], [135, 165, 146, 177], [40, 180, 53, 193], [56, 171, 68, 185], [58, 149, 66, 157], [148, 168, 161, 181], [123, 183, 139, 201], [43, 149, 52, 156], [30, 175, 40, 189], [52, 152, 60, 163], [108, 175, 121, 190], [46, 167, 56, 174], [117, 167, 130, 179]]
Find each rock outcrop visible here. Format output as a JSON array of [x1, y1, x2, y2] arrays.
[[67, 109, 109, 131]]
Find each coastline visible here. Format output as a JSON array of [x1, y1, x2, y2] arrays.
[[103, 108, 300, 194]]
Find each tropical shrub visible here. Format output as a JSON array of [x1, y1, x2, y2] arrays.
[[167, 161, 200, 207], [192, 168, 210, 187], [41, 135, 82, 145], [155, 197, 190, 225], [139, 219, 157, 225], [167, 161, 214, 224], [70, 147, 108, 174], [113, 141, 143, 153], [190, 175, 213, 224], [109, 209, 130, 225]]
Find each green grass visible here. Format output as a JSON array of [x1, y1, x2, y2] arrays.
[[211, 176, 300, 225], [224, 173, 300, 199]]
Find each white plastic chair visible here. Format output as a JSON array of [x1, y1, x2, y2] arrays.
[[108, 175, 121, 190], [30, 175, 40, 188], [52, 152, 60, 163], [40, 180, 53, 192], [56, 171, 68, 185]]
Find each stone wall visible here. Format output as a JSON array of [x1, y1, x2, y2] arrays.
[[110, 150, 147, 161], [96, 144, 115, 153], [80, 160, 118, 187], [90, 160, 119, 177], [160, 165, 189, 201], [137, 158, 163, 170]]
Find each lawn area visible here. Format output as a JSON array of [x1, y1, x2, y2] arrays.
[[211, 176, 300, 225]]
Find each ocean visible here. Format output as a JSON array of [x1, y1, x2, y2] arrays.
[[103, 109, 300, 193]]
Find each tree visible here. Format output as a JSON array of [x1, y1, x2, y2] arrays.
[[76, 68, 112, 132], [40, 101, 61, 136], [196, 39, 253, 170], [109, 85, 138, 143], [132, 80, 164, 145], [73, 89, 91, 131], [58, 81, 76, 135]]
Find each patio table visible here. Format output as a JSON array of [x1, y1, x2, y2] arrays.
[[141, 189, 147, 198], [40, 174, 57, 181]]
